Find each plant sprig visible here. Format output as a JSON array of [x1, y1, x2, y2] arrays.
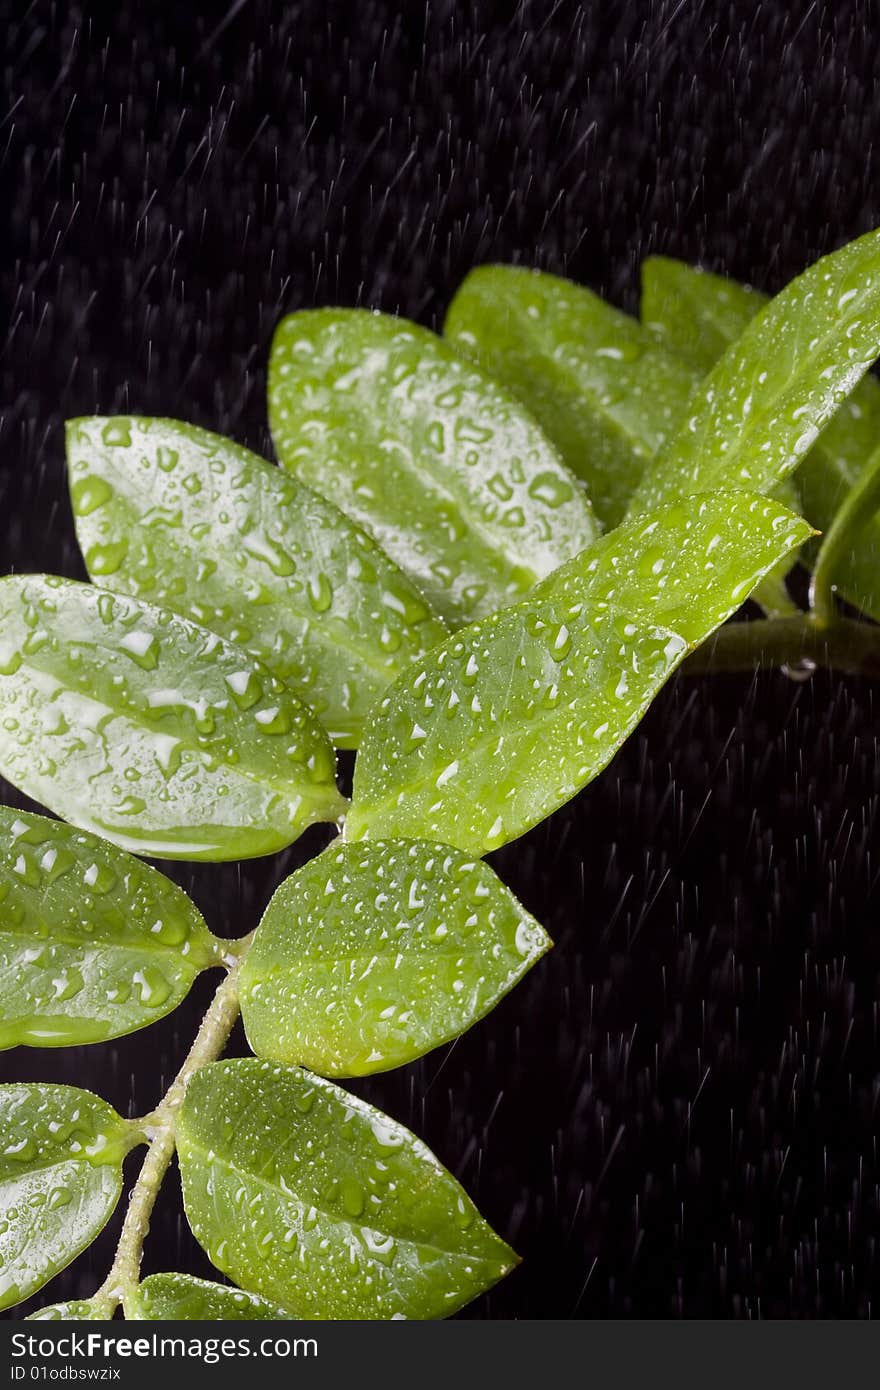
[[4, 227, 880, 1320]]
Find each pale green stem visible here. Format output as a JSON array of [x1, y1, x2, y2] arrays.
[[92, 959, 246, 1318], [810, 442, 880, 628]]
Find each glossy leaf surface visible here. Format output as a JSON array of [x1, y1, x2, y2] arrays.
[[630, 228, 880, 514], [132, 1274, 293, 1321], [444, 264, 698, 526], [268, 308, 598, 626], [240, 838, 551, 1076], [0, 806, 221, 1048], [0, 576, 344, 861], [641, 254, 880, 619], [67, 417, 447, 749], [347, 494, 811, 854], [26, 1300, 106, 1320], [177, 1059, 517, 1319], [0, 1084, 133, 1310]]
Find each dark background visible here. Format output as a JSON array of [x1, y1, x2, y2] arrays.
[[2, 0, 880, 1318]]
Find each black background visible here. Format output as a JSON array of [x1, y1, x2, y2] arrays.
[[2, 0, 880, 1319]]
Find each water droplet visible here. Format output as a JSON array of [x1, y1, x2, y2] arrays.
[[101, 421, 131, 448], [71, 476, 113, 516], [307, 574, 334, 613], [86, 540, 128, 576], [528, 472, 574, 508]]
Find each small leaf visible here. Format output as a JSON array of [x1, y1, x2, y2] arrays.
[[240, 838, 551, 1076], [131, 1273, 293, 1321], [67, 417, 447, 749], [444, 265, 698, 526], [629, 228, 880, 514], [0, 805, 221, 1048], [26, 1300, 106, 1320], [268, 308, 598, 626], [0, 1083, 134, 1310], [642, 254, 880, 621], [0, 576, 345, 861], [346, 493, 812, 854], [177, 1058, 517, 1319]]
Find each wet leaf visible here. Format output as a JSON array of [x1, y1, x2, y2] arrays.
[[0, 805, 222, 1049], [67, 417, 447, 749], [26, 1300, 107, 1320], [268, 308, 598, 626], [444, 264, 697, 526], [240, 838, 550, 1076], [641, 254, 880, 620], [641, 257, 767, 370], [177, 1058, 517, 1319], [0, 1083, 134, 1310], [629, 228, 880, 514], [346, 493, 811, 854], [131, 1273, 293, 1321], [0, 576, 345, 861]]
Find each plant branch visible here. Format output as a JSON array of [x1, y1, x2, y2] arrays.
[[92, 959, 246, 1318], [683, 613, 880, 680]]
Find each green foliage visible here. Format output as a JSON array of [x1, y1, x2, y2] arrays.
[[641, 255, 880, 620], [0, 806, 221, 1047], [444, 264, 698, 526], [68, 417, 447, 749], [346, 493, 810, 853], [268, 308, 598, 625], [8, 229, 880, 1322], [131, 1273, 292, 1321], [0, 1084, 136, 1310], [629, 227, 880, 514], [240, 838, 550, 1075], [0, 575, 344, 860], [177, 1059, 517, 1319]]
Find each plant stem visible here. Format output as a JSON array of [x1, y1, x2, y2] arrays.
[[684, 613, 880, 680], [92, 960, 245, 1318]]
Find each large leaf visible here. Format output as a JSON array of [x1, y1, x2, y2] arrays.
[[67, 418, 447, 749], [240, 838, 550, 1076], [0, 806, 221, 1048], [177, 1059, 517, 1319], [0, 576, 344, 861], [629, 228, 880, 515], [444, 264, 698, 526], [268, 308, 598, 626], [641, 254, 880, 620], [0, 1083, 134, 1310], [346, 493, 812, 854], [131, 1273, 293, 1321]]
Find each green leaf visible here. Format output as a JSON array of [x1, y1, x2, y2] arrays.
[[444, 264, 698, 527], [0, 575, 345, 861], [67, 418, 447, 750], [346, 493, 812, 854], [131, 1273, 293, 1321], [629, 228, 880, 515], [641, 254, 880, 621], [641, 257, 767, 371], [26, 1300, 106, 1320], [0, 1083, 134, 1310], [268, 308, 598, 626], [0, 805, 221, 1048], [177, 1058, 517, 1319], [240, 838, 550, 1076]]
